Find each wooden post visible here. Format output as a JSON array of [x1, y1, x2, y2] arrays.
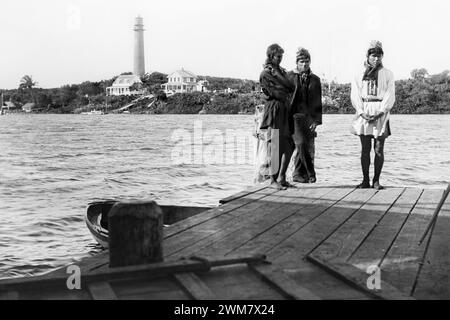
[[108, 200, 163, 268]]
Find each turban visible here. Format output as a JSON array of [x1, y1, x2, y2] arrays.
[[296, 47, 311, 61], [367, 40, 384, 56]]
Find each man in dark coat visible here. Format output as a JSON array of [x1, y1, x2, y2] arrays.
[[288, 47, 323, 183]]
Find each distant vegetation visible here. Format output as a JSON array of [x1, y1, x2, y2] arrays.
[[1, 69, 449, 114], [321, 69, 450, 114]]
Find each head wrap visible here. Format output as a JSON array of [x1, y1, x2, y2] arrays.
[[296, 47, 311, 62], [367, 40, 384, 56]]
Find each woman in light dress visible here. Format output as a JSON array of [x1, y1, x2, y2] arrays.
[[351, 40, 396, 190]]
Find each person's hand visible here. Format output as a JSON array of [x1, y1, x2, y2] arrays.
[[372, 112, 385, 121], [272, 69, 281, 78], [361, 113, 374, 121]]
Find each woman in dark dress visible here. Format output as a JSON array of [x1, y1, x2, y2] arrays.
[[259, 44, 295, 190]]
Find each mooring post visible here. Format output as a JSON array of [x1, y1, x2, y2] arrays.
[[108, 200, 163, 268]]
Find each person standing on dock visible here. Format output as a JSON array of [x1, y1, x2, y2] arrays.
[[350, 40, 396, 190], [288, 47, 323, 184], [259, 44, 295, 190]]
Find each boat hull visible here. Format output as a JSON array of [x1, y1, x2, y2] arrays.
[[85, 201, 211, 248]]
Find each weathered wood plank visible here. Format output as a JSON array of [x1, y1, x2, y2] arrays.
[[0, 254, 265, 292], [195, 187, 347, 258], [307, 254, 414, 300], [311, 188, 404, 262], [17, 287, 92, 300], [174, 272, 216, 300], [413, 195, 450, 299], [165, 186, 278, 238], [249, 263, 321, 300], [169, 186, 334, 259], [219, 183, 269, 204], [267, 188, 377, 264], [88, 281, 118, 300], [380, 188, 444, 295], [230, 187, 355, 257], [0, 290, 19, 300], [163, 189, 282, 255], [348, 188, 423, 269], [278, 260, 373, 300], [111, 277, 187, 298], [195, 264, 285, 300]]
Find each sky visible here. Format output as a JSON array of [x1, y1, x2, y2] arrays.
[[1, 0, 449, 89]]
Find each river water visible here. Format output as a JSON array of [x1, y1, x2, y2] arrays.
[[0, 114, 449, 279]]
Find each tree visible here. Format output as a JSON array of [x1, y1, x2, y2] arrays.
[[411, 68, 428, 82], [19, 75, 37, 103], [129, 82, 143, 92], [140, 72, 168, 93], [19, 75, 37, 90]]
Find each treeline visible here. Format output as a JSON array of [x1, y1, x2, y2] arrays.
[[2, 69, 449, 114], [322, 69, 450, 114], [199, 76, 259, 93], [130, 91, 264, 114]]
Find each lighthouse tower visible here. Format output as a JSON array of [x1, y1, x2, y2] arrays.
[[133, 16, 145, 77]]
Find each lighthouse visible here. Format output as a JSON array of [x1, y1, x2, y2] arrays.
[[133, 16, 145, 77]]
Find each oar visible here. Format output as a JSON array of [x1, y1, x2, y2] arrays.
[[418, 183, 450, 246]]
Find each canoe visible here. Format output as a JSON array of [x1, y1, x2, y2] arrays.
[[85, 200, 211, 248]]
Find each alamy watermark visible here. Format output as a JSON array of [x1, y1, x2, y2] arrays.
[[66, 265, 81, 290], [366, 265, 381, 290], [171, 120, 256, 166]]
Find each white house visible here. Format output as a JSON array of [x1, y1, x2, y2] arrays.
[[161, 69, 208, 94], [106, 74, 143, 96], [22, 102, 35, 113]]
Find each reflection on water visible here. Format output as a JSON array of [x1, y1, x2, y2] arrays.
[[0, 114, 449, 278]]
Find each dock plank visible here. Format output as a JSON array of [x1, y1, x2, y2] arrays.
[[267, 188, 378, 265], [307, 254, 414, 300], [196, 265, 285, 300], [348, 188, 423, 269], [111, 277, 189, 300], [311, 188, 404, 262], [249, 263, 321, 300], [413, 195, 450, 299], [174, 272, 217, 300], [88, 281, 118, 300], [163, 188, 284, 256], [165, 186, 278, 238], [219, 183, 269, 204], [230, 187, 355, 256], [380, 188, 444, 295], [168, 186, 334, 259], [0, 291, 19, 300], [276, 260, 373, 300]]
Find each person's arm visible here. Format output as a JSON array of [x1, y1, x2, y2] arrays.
[[312, 77, 323, 127], [351, 74, 373, 121], [260, 70, 288, 101], [380, 70, 396, 114], [273, 68, 294, 92]]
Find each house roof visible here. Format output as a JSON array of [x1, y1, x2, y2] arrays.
[[162, 82, 195, 86], [168, 69, 197, 79], [3, 101, 15, 108], [111, 75, 142, 87], [22, 102, 35, 109]]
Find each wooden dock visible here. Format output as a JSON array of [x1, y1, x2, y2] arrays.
[[1, 183, 449, 300]]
